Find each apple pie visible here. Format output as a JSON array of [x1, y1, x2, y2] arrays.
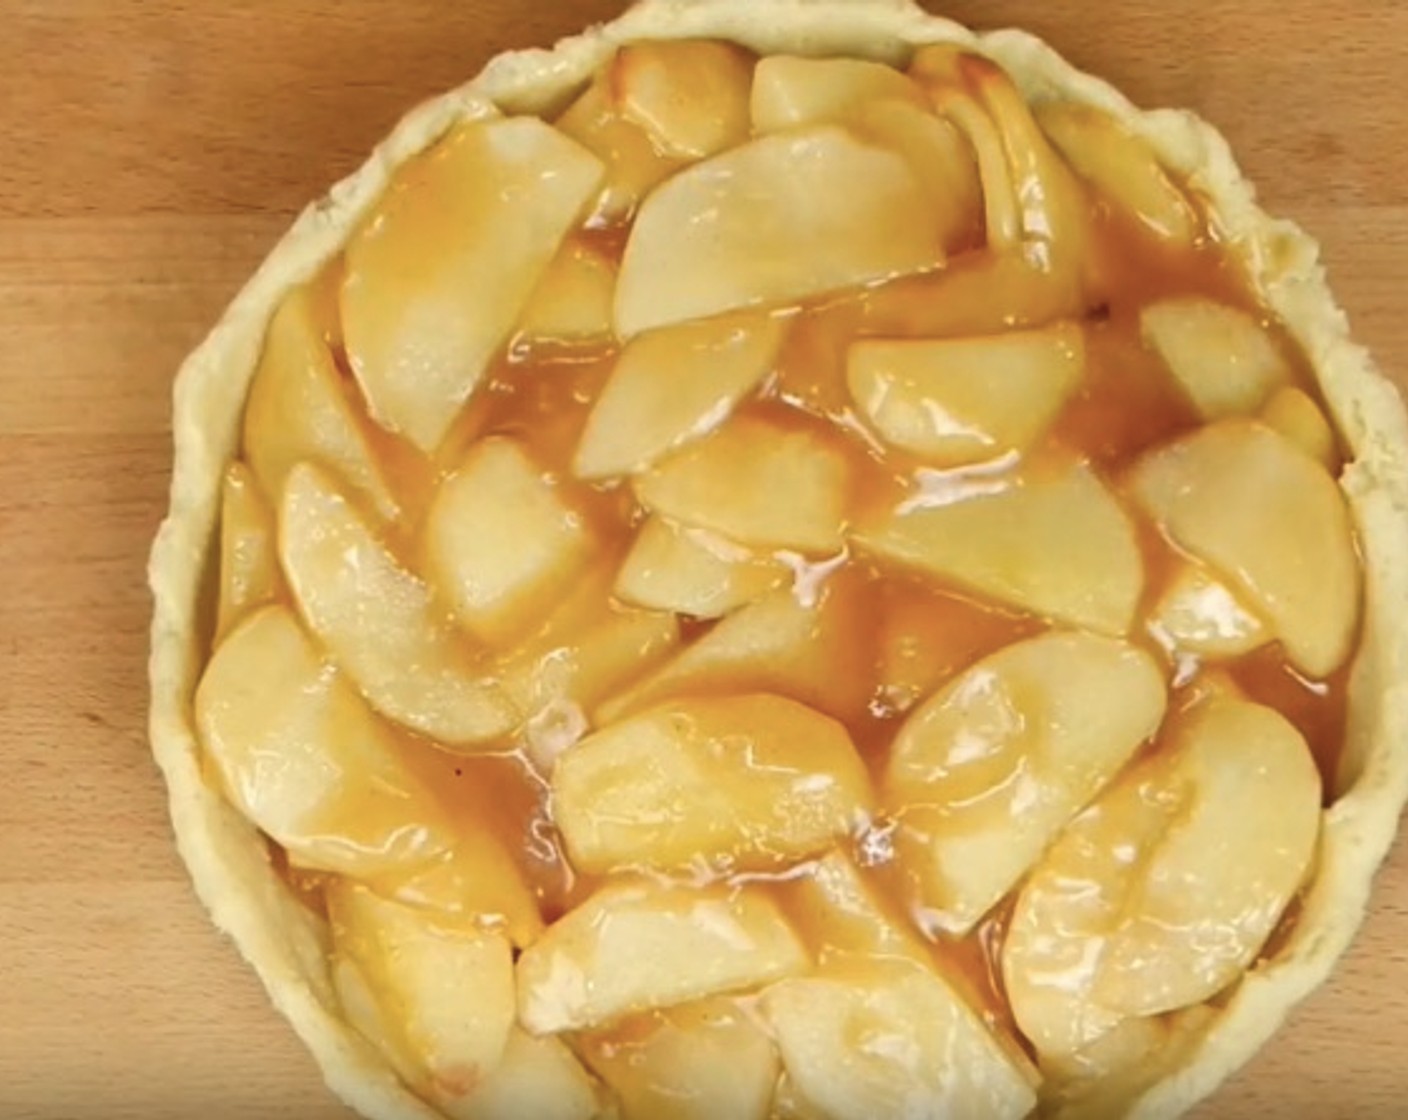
[[148, 1, 1408, 1117]]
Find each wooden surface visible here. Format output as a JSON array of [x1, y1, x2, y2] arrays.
[[1, 2, 1405, 1117]]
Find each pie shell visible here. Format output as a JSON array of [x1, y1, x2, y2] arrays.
[[147, 1, 1408, 1116]]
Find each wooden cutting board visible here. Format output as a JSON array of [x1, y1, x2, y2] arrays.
[[2, 2, 1405, 1116]]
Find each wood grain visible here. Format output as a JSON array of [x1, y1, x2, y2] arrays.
[[1, 2, 1404, 1117]]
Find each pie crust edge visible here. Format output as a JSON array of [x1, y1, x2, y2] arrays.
[[145, 2, 1408, 1117]]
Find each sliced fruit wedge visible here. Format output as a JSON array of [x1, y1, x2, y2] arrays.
[[1003, 698, 1321, 1056], [854, 459, 1144, 636], [847, 323, 1085, 465], [328, 882, 516, 1106], [763, 954, 1037, 1120], [1129, 418, 1361, 676], [1036, 101, 1199, 246], [278, 461, 519, 744], [425, 437, 595, 647], [1140, 297, 1291, 420], [216, 462, 282, 641], [444, 1030, 600, 1120], [196, 605, 451, 879], [1260, 385, 1339, 471], [598, 572, 874, 726], [614, 516, 788, 619], [1147, 561, 1269, 660], [750, 55, 926, 132], [614, 40, 754, 159], [243, 283, 398, 522], [556, 72, 686, 224], [551, 694, 873, 875], [342, 117, 604, 451], [516, 878, 808, 1034], [516, 238, 617, 347], [773, 851, 928, 964], [633, 413, 852, 553], [578, 998, 779, 1120], [885, 631, 1166, 935], [615, 126, 946, 337], [573, 311, 787, 481]]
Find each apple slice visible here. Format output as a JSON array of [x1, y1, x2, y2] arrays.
[[1147, 562, 1269, 660], [614, 40, 754, 159], [445, 1030, 599, 1120], [573, 311, 787, 481], [616, 126, 946, 337], [216, 462, 282, 641], [774, 852, 928, 964], [885, 631, 1166, 936], [516, 238, 617, 347], [243, 283, 399, 522], [328, 882, 515, 1104], [599, 573, 874, 726], [342, 117, 604, 450], [555, 73, 686, 224], [1003, 698, 1321, 1056], [516, 878, 808, 1034], [763, 955, 1037, 1120], [1140, 297, 1291, 420], [278, 461, 519, 744], [552, 694, 873, 875], [633, 414, 851, 553], [196, 605, 451, 878], [1129, 419, 1360, 676], [847, 323, 1085, 465], [1260, 385, 1339, 471], [614, 517, 788, 618], [854, 459, 1144, 636], [578, 998, 778, 1120], [1036, 101, 1199, 246], [425, 438, 594, 646], [849, 99, 984, 253], [750, 55, 926, 132]]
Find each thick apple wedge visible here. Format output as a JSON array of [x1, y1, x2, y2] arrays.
[[855, 459, 1144, 635], [516, 238, 617, 348], [613, 40, 754, 160], [425, 437, 594, 646], [342, 117, 604, 451], [598, 574, 874, 726], [216, 462, 282, 641], [633, 414, 851, 553], [1148, 562, 1269, 660], [1036, 101, 1199, 246], [278, 462, 518, 744], [1003, 698, 1321, 1056], [196, 605, 451, 878], [763, 955, 1037, 1120], [1141, 297, 1291, 420], [886, 631, 1166, 935], [847, 323, 1085, 465], [516, 879, 808, 1033], [750, 55, 926, 132], [243, 283, 398, 523], [578, 999, 779, 1120], [573, 312, 787, 481], [614, 516, 788, 618], [443, 1031, 599, 1120], [774, 852, 928, 964], [615, 126, 946, 337], [328, 882, 516, 1106], [1130, 419, 1361, 676], [1260, 385, 1339, 470], [551, 694, 873, 875], [555, 73, 685, 224]]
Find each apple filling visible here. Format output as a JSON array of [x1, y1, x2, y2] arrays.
[[198, 39, 1361, 1120]]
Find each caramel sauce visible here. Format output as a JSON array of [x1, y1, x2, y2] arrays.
[[224, 85, 1361, 1077]]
